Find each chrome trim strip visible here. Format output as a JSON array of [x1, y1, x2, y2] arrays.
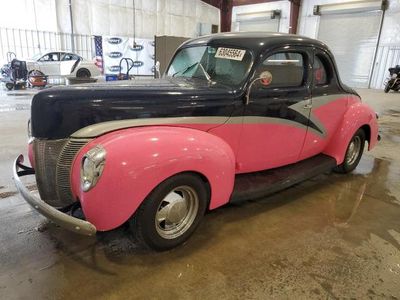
[[13, 155, 97, 236], [71, 116, 229, 138]]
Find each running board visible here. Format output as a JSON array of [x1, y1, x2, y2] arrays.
[[230, 154, 337, 203]]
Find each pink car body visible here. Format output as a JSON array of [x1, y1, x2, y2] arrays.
[[66, 93, 378, 231]]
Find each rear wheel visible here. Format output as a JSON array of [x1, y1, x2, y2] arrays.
[[76, 68, 91, 78], [129, 173, 208, 251], [5, 83, 13, 90], [384, 82, 391, 93], [334, 129, 366, 174]]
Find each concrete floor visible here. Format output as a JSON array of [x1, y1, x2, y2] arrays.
[[0, 87, 399, 299]]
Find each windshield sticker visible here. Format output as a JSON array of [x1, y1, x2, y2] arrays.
[[215, 47, 246, 61]]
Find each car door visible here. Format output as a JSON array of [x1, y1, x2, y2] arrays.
[[60, 53, 81, 75], [236, 47, 313, 173], [36, 52, 60, 76], [299, 48, 349, 160]]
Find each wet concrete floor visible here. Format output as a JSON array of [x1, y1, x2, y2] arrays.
[[0, 88, 399, 299]]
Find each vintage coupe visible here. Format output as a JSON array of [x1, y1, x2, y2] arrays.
[[14, 33, 379, 250]]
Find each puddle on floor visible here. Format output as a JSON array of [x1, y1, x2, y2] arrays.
[[0, 103, 30, 112], [1, 156, 400, 299]]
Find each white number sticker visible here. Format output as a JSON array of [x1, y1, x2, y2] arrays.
[[215, 47, 246, 61]]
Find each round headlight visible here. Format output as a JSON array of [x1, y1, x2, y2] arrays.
[[81, 145, 106, 192], [391, 73, 398, 79]]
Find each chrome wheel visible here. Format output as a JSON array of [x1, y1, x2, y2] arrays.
[[155, 186, 199, 239], [346, 136, 362, 165]]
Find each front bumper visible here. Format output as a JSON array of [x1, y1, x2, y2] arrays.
[[13, 155, 97, 236]]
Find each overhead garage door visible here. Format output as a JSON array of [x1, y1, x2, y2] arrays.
[[237, 18, 279, 32], [235, 11, 280, 32], [316, 3, 383, 88], [318, 11, 382, 88]]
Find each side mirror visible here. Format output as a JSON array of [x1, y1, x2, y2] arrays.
[[155, 61, 161, 78], [245, 71, 273, 105]]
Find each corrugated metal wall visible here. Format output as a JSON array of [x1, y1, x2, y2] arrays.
[[0, 27, 93, 61], [0, 0, 220, 63], [370, 46, 400, 88], [370, 4, 400, 88]]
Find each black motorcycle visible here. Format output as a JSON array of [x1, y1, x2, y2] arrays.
[[384, 65, 400, 93]]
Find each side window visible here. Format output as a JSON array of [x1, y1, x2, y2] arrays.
[[255, 52, 305, 88], [38, 52, 60, 62], [313, 55, 328, 86], [62, 53, 80, 61]]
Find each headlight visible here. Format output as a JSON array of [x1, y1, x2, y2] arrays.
[[391, 73, 398, 79], [81, 145, 106, 192]]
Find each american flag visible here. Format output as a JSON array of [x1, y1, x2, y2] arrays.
[[94, 35, 104, 74]]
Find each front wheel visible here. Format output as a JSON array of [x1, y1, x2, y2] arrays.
[[129, 173, 208, 251], [334, 129, 366, 174]]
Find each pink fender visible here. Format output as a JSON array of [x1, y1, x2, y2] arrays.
[[323, 101, 378, 164], [70, 126, 236, 231]]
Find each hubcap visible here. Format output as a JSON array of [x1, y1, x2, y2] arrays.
[[155, 186, 199, 239], [346, 136, 362, 165]]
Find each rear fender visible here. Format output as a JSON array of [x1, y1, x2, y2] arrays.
[[70, 126, 236, 231], [323, 102, 378, 164]]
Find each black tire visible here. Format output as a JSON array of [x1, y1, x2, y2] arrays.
[[5, 83, 14, 90], [129, 173, 208, 251], [334, 129, 366, 174], [76, 68, 91, 78], [384, 83, 390, 93]]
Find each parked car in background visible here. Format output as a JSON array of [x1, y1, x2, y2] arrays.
[[26, 51, 101, 78], [14, 33, 379, 251]]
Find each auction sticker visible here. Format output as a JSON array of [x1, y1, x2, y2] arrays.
[[215, 47, 246, 61]]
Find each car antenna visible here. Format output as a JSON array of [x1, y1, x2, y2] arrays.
[[132, 0, 136, 49]]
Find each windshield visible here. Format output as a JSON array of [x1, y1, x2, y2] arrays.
[[166, 46, 252, 87], [32, 53, 43, 60]]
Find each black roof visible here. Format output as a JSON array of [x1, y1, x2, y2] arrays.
[[182, 32, 329, 57]]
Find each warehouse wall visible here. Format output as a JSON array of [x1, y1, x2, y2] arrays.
[[231, 1, 291, 33], [56, 0, 220, 38], [0, 0, 219, 38]]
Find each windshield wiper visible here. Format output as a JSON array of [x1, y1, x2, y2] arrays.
[[172, 62, 211, 83], [172, 62, 198, 77], [197, 63, 211, 83]]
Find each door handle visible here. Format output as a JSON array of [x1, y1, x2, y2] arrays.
[[304, 104, 312, 109], [303, 98, 312, 109]]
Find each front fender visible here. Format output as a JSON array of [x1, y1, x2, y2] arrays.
[[323, 102, 378, 164], [70, 126, 236, 231]]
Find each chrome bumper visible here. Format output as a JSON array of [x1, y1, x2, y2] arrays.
[[13, 155, 97, 236]]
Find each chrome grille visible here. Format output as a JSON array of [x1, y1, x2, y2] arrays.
[[33, 139, 68, 207], [33, 138, 90, 207], [56, 139, 90, 205]]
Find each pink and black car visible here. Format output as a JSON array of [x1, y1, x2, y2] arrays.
[[14, 32, 379, 250]]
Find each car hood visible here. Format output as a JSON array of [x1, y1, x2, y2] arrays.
[[31, 77, 239, 139]]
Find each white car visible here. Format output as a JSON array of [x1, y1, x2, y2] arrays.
[[26, 51, 101, 78]]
